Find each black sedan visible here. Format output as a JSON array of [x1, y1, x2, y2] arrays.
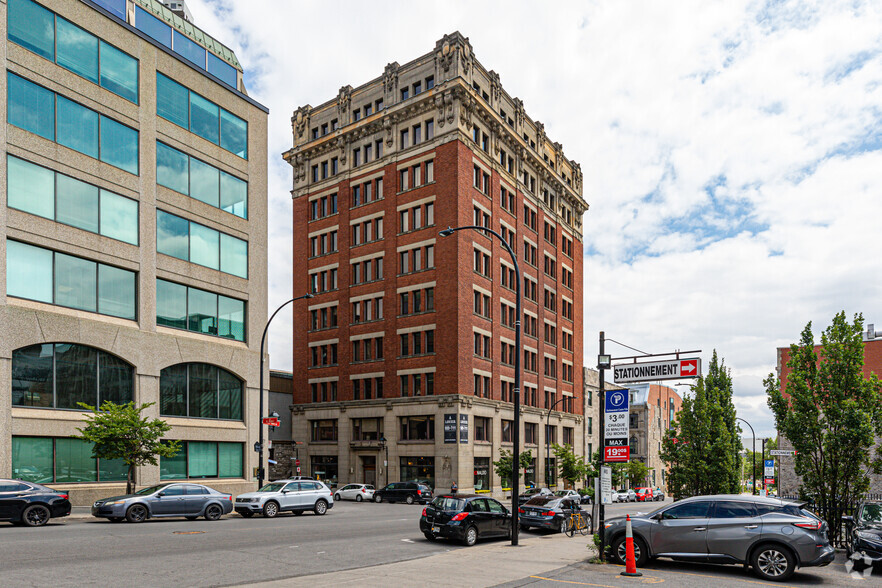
[[92, 482, 233, 523], [0, 479, 71, 527], [420, 494, 511, 546], [844, 501, 882, 572], [518, 495, 583, 533]]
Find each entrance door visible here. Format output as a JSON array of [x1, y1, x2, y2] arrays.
[[362, 456, 376, 486]]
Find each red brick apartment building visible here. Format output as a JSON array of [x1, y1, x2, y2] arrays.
[[281, 32, 588, 496]]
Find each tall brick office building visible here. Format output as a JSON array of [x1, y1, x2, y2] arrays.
[[282, 32, 588, 496]]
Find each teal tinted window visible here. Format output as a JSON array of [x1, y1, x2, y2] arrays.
[[55, 253, 97, 312], [100, 41, 138, 103], [157, 279, 187, 330], [100, 116, 139, 174], [98, 351, 134, 405], [7, 240, 53, 303], [135, 6, 171, 48], [188, 442, 218, 478], [156, 210, 190, 260], [8, 0, 55, 60], [220, 234, 248, 278], [54, 344, 99, 409], [188, 288, 217, 335], [11, 344, 53, 407], [159, 363, 187, 416], [93, 0, 126, 19], [218, 443, 243, 477], [7, 156, 54, 219], [100, 190, 139, 245], [7, 72, 55, 141], [55, 437, 97, 482], [157, 73, 189, 128], [57, 95, 99, 158], [56, 17, 99, 84], [189, 158, 220, 207], [207, 53, 237, 89], [173, 30, 205, 68], [189, 223, 220, 270], [188, 364, 218, 419], [220, 172, 247, 218], [99, 458, 127, 482], [161, 444, 187, 480], [98, 264, 136, 320], [56, 174, 99, 233], [190, 92, 219, 145], [220, 109, 248, 159], [218, 295, 245, 341], [156, 142, 189, 195], [12, 437, 53, 483]]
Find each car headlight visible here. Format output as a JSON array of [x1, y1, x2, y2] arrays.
[[856, 531, 882, 544], [106, 500, 127, 505]]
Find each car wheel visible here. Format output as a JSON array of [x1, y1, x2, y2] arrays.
[[559, 518, 571, 534], [126, 504, 148, 523], [239, 511, 254, 518], [356, 495, 363, 502], [752, 544, 795, 581], [612, 534, 648, 567], [314, 500, 328, 516], [463, 525, 478, 547], [374, 494, 382, 503], [262, 501, 279, 518], [21, 504, 51, 527], [424, 532, 436, 541], [335, 493, 341, 501], [186, 516, 198, 521], [406, 495, 415, 505], [204, 504, 223, 521]]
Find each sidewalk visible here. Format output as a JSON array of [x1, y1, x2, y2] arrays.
[[245, 533, 595, 587]]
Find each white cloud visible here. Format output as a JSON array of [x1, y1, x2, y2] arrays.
[[188, 0, 882, 436]]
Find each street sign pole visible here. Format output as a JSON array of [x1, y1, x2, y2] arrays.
[[598, 332, 606, 562]]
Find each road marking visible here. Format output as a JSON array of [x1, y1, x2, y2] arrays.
[[607, 566, 800, 588], [530, 576, 618, 587], [288, 545, 299, 549], [401, 539, 415, 543], [316, 551, 325, 555], [172, 531, 204, 535]]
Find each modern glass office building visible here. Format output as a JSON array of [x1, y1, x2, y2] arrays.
[[1, 0, 268, 504]]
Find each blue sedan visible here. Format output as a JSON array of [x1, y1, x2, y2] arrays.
[[92, 482, 233, 523]]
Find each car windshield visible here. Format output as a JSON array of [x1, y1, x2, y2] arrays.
[[257, 483, 286, 493], [135, 484, 167, 495], [431, 497, 466, 511], [525, 497, 559, 507], [554, 491, 572, 497], [859, 503, 882, 523]]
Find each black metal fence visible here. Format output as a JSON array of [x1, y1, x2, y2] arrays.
[[781, 493, 882, 548]]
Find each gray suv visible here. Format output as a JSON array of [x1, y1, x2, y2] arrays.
[[602, 494, 834, 581], [235, 480, 334, 518]]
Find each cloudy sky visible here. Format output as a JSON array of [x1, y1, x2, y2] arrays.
[[189, 0, 882, 438]]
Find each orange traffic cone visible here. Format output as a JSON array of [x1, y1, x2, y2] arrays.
[[620, 514, 643, 577]]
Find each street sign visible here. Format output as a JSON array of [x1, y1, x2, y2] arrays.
[[613, 358, 702, 383], [600, 467, 612, 504], [764, 478, 775, 485], [296, 466, 301, 473], [764, 459, 775, 477], [769, 450, 795, 456], [295, 459, 300, 467], [604, 446, 630, 462], [604, 410, 629, 439], [262, 417, 280, 427]]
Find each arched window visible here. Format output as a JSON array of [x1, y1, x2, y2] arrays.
[[160, 363, 242, 420], [12, 343, 133, 408]]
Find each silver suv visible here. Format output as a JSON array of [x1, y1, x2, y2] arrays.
[[235, 480, 334, 518], [602, 494, 834, 581]]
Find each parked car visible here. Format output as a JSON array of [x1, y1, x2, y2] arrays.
[[635, 487, 654, 502], [602, 494, 834, 581], [420, 494, 512, 546], [652, 487, 665, 501], [518, 487, 553, 505], [614, 489, 636, 503], [843, 500, 882, 572], [519, 495, 584, 533], [92, 482, 232, 523], [373, 482, 433, 504], [235, 480, 334, 518], [335, 483, 375, 502], [0, 479, 71, 527]]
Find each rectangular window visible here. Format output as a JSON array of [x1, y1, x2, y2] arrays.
[[156, 73, 248, 159], [399, 416, 434, 440], [157, 279, 245, 342], [7, 241, 135, 320], [157, 143, 248, 218], [157, 210, 248, 278], [158, 441, 243, 480], [12, 436, 127, 483]]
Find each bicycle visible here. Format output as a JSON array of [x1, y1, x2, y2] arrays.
[[565, 510, 591, 537]]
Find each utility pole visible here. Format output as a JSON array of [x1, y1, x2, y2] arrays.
[[761, 438, 767, 496]]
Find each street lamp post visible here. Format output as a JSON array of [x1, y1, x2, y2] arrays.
[[440, 225, 522, 546], [258, 293, 313, 488], [544, 396, 567, 487], [379, 436, 388, 488], [736, 417, 756, 495]]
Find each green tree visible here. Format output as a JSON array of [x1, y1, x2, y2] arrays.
[[76, 401, 181, 494], [660, 351, 742, 497], [493, 449, 533, 490], [589, 450, 627, 487], [552, 443, 594, 488], [766, 312, 882, 542], [625, 460, 650, 487]]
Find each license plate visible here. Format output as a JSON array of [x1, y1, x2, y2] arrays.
[[432, 526, 440, 533]]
